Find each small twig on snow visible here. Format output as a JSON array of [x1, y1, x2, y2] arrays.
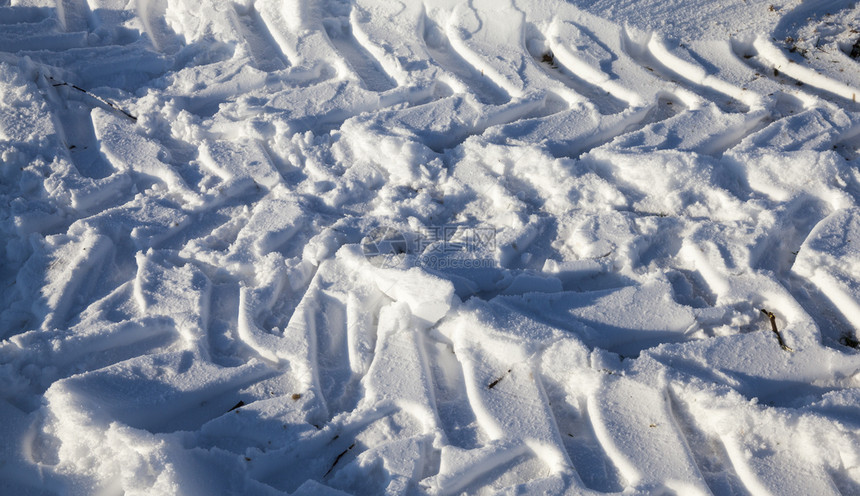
[[47, 76, 137, 121], [324, 443, 355, 477], [760, 309, 793, 352], [488, 368, 512, 389]]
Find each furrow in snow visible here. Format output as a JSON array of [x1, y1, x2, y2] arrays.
[[324, 8, 397, 92], [792, 208, 860, 335], [38, 229, 114, 331], [666, 391, 751, 496], [544, 18, 644, 108], [55, 0, 89, 32], [753, 35, 860, 105], [587, 376, 711, 495], [646, 35, 762, 111], [231, 3, 288, 72], [351, 0, 431, 88], [540, 339, 626, 493], [422, 12, 509, 105], [619, 26, 708, 111], [135, 0, 180, 53], [721, 432, 843, 496]]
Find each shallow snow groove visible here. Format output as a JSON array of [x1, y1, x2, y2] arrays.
[[1, 0, 860, 495]]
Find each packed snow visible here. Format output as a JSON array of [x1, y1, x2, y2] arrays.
[[1, 0, 860, 494]]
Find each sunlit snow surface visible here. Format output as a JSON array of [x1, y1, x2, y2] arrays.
[[1, 0, 860, 494]]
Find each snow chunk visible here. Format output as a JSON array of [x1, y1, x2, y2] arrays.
[[340, 246, 456, 325]]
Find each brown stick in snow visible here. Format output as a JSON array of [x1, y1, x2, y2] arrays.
[[760, 309, 793, 352]]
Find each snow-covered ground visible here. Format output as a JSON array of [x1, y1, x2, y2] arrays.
[[2, 0, 860, 494]]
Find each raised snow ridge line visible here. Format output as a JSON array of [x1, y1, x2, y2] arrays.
[[753, 35, 860, 103]]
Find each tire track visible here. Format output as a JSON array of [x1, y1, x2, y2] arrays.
[[351, 90, 547, 153], [324, 13, 396, 92], [752, 36, 860, 105], [0, 7, 86, 52], [349, 1, 446, 107], [645, 35, 761, 112], [477, 19, 696, 159], [752, 196, 829, 276], [7, 2, 860, 494], [253, 0, 303, 63], [791, 208, 860, 337], [350, 1, 431, 89], [251, 0, 341, 84], [0, 6, 51, 24], [446, 0, 582, 108], [537, 21, 635, 113], [339, 3, 568, 153], [232, 3, 288, 72], [235, 251, 391, 425], [620, 27, 725, 112], [696, 109, 772, 157], [55, 0, 89, 32], [217, 0, 427, 137], [667, 390, 752, 496], [566, 26, 782, 158], [527, 28, 625, 115], [720, 429, 843, 496], [427, 309, 576, 492], [92, 108, 202, 204], [49, 97, 116, 180], [426, 336, 486, 450], [135, 0, 180, 54], [786, 273, 858, 350], [587, 376, 711, 495], [1, 316, 178, 399], [567, 396, 626, 492], [486, 93, 685, 159], [731, 37, 860, 110], [445, 0, 525, 100], [422, 13, 509, 105], [38, 230, 114, 332], [617, 28, 707, 110], [655, 40, 820, 157], [540, 340, 626, 492], [309, 288, 357, 417], [409, 8, 697, 157]]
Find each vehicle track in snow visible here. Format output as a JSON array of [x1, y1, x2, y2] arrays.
[[232, 2, 290, 72], [734, 37, 860, 110], [324, 11, 396, 92], [1, 1, 859, 495]]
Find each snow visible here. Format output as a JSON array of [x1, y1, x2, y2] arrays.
[[1, 0, 860, 494]]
